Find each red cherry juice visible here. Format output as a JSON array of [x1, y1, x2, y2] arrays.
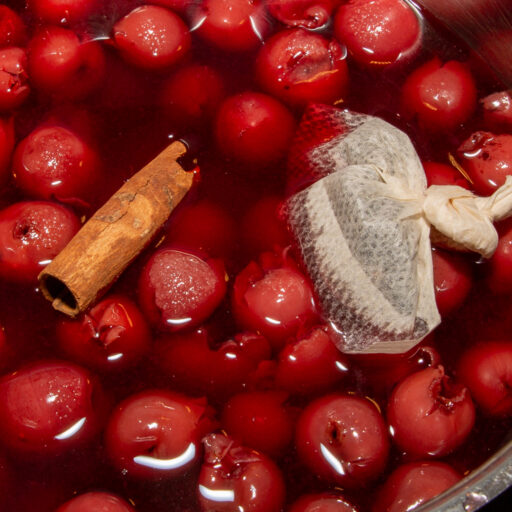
[[0, 1, 511, 512]]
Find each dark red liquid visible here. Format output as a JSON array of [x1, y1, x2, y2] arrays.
[[0, 1, 511, 511]]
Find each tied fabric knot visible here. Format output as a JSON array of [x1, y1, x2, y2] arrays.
[[285, 105, 512, 354]]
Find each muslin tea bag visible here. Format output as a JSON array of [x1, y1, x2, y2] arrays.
[[285, 105, 512, 354]]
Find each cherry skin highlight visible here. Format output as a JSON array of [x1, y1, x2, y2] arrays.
[[105, 390, 216, 480], [214, 92, 297, 167], [0, 201, 80, 283], [401, 57, 477, 133], [0, 47, 30, 110], [28, 26, 105, 100], [289, 492, 359, 512], [56, 295, 152, 373], [232, 251, 317, 351], [275, 326, 349, 396], [456, 341, 512, 417], [221, 390, 294, 457], [13, 124, 100, 204], [432, 248, 473, 317], [55, 491, 135, 512], [295, 394, 390, 488], [154, 329, 272, 401], [482, 90, 512, 132], [192, 0, 271, 52], [0, 360, 106, 456], [198, 433, 286, 512], [457, 131, 512, 196], [256, 28, 349, 108], [372, 461, 461, 512], [387, 366, 475, 457], [113, 5, 190, 70], [0, 6, 26, 47], [334, 0, 421, 67]]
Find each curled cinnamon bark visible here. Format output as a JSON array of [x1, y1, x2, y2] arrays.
[[39, 141, 194, 317]]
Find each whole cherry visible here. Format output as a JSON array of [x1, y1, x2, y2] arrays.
[[0, 47, 30, 110], [55, 491, 135, 512]]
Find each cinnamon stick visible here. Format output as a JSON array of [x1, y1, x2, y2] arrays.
[[39, 141, 194, 317]]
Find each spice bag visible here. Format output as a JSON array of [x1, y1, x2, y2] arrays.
[[285, 105, 512, 354]]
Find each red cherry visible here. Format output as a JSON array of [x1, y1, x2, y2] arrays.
[[13, 125, 100, 204], [221, 391, 294, 457], [457, 131, 512, 196], [138, 248, 227, 332], [256, 28, 349, 108], [192, 0, 271, 52], [487, 218, 512, 294], [0, 201, 80, 283], [56, 492, 135, 512], [275, 326, 349, 395], [164, 199, 236, 260], [28, 26, 105, 100], [214, 92, 296, 167], [295, 394, 390, 488], [456, 341, 512, 417], [56, 295, 152, 373], [232, 251, 317, 351], [113, 5, 190, 70], [373, 461, 461, 512], [334, 0, 421, 67], [198, 433, 286, 512], [289, 492, 359, 512], [105, 390, 215, 480], [28, 0, 98, 25], [241, 196, 289, 256], [154, 329, 272, 401], [267, 0, 339, 29], [0, 360, 106, 456], [0, 47, 30, 110], [0, 115, 14, 187], [160, 64, 226, 129], [432, 248, 473, 317], [387, 366, 475, 457], [422, 161, 470, 189], [401, 57, 477, 132], [482, 91, 512, 132], [0, 6, 26, 47]]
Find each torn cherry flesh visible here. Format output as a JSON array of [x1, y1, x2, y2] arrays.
[[387, 366, 475, 457], [256, 28, 349, 108], [56, 295, 151, 373], [113, 5, 190, 70], [192, 0, 271, 52], [198, 433, 286, 512], [275, 326, 349, 396], [105, 390, 215, 480], [232, 251, 317, 351], [334, 0, 421, 67], [0, 201, 80, 283], [138, 248, 227, 332], [13, 124, 100, 203], [55, 491, 135, 512], [221, 390, 294, 457], [295, 394, 390, 488], [372, 461, 461, 512], [0, 360, 106, 456], [456, 341, 512, 417], [0, 47, 30, 110], [154, 329, 271, 402], [401, 57, 477, 132], [267, 0, 339, 29], [457, 131, 512, 196], [214, 92, 297, 167]]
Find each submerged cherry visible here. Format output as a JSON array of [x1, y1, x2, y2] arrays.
[[56, 491, 135, 512]]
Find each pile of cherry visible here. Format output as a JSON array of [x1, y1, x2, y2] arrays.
[[0, 0, 512, 511]]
